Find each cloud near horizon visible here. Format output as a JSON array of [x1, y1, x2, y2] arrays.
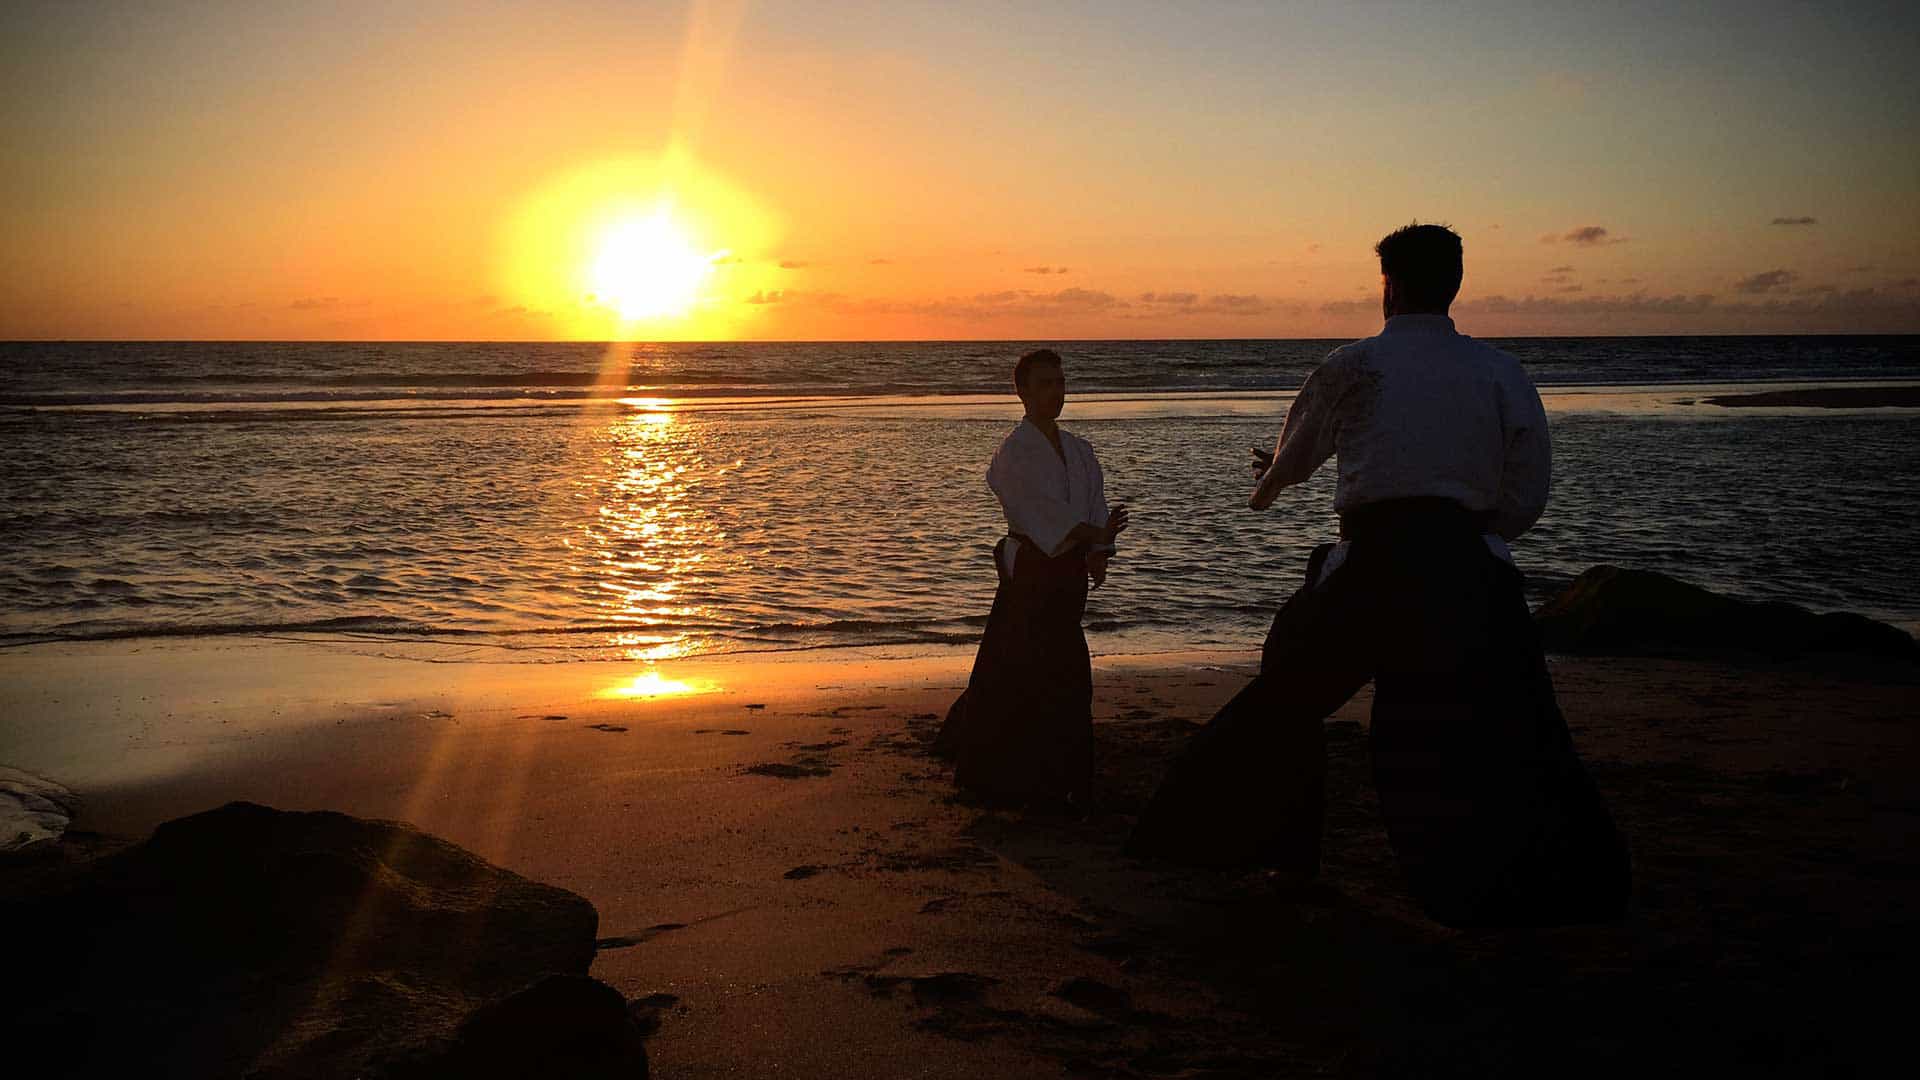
[[1733, 269, 1797, 294], [1770, 216, 1818, 226], [736, 286, 1312, 322], [1022, 266, 1070, 275], [1316, 287, 1917, 325], [1130, 291, 1286, 316]]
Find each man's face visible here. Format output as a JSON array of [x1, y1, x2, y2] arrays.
[[1018, 362, 1066, 420]]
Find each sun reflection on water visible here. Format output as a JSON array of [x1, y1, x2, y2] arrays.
[[574, 403, 737, 662]]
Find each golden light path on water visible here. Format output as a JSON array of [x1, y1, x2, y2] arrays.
[[573, 395, 741, 696]]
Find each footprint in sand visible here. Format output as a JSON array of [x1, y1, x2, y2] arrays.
[[745, 762, 831, 779], [595, 922, 689, 950]]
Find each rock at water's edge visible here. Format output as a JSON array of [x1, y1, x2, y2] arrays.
[[1535, 565, 1919, 663]]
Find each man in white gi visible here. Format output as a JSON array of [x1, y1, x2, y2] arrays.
[[1127, 225, 1628, 927], [935, 348, 1128, 810]]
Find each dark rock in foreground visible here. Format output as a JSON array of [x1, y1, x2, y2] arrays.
[[1535, 565, 1919, 663], [1, 801, 648, 1079]]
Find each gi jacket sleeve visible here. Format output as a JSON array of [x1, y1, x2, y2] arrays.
[[1083, 436, 1114, 554], [1491, 373, 1552, 539], [1250, 353, 1346, 510], [988, 432, 1082, 556]]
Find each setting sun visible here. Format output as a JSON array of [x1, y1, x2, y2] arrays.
[[589, 211, 723, 320], [494, 152, 783, 339]]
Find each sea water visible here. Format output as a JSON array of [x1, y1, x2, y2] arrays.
[[2, 338, 1917, 659]]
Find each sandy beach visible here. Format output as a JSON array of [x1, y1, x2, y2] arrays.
[[6, 637, 1916, 1077]]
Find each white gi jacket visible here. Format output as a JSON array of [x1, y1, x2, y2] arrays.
[[987, 419, 1112, 575], [1251, 314, 1551, 583]]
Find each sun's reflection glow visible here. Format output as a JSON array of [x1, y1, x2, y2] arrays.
[[598, 668, 715, 699]]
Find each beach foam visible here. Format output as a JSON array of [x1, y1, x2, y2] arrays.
[[0, 766, 76, 850]]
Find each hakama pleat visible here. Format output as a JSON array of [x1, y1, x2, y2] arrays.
[[935, 538, 1092, 808]]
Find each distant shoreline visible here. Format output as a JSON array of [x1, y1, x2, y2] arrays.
[[1702, 386, 1920, 408]]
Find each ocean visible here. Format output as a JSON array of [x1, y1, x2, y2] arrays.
[[3, 337, 1918, 660]]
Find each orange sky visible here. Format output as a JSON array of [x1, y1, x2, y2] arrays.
[[3, 1, 1917, 340]]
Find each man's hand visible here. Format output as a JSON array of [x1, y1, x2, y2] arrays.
[[1087, 551, 1110, 589], [1103, 503, 1130, 543], [1248, 445, 1274, 478]]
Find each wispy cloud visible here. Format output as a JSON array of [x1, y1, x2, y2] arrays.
[[1541, 225, 1626, 246], [1023, 266, 1070, 275], [1132, 291, 1284, 316], [1770, 216, 1818, 226], [753, 286, 1300, 322], [1329, 292, 1716, 316], [868, 258, 893, 265], [1733, 269, 1797, 295], [765, 287, 1124, 321], [1320, 287, 1915, 324], [777, 259, 809, 269]]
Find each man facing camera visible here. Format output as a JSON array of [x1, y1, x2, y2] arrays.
[[1128, 224, 1628, 928], [934, 348, 1128, 813]]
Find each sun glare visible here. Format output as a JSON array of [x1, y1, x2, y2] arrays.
[[589, 212, 723, 320], [497, 151, 783, 339]]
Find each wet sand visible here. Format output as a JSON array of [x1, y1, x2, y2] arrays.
[[4, 639, 1918, 1076]]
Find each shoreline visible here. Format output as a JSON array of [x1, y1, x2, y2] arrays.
[[11, 376, 1920, 418]]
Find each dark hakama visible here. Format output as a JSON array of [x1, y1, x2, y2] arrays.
[[934, 536, 1093, 809], [1126, 498, 1629, 927]]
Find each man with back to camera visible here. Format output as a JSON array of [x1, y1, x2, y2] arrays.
[[1126, 224, 1628, 927]]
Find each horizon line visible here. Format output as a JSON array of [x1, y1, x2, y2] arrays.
[[6, 331, 1920, 346]]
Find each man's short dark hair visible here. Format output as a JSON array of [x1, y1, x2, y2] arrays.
[[1014, 348, 1062, 389], [1375, 223, 1464, 310]]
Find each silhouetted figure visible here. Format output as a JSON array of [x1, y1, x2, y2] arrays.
[[935, 349, 1128, 811], [1126, 225, 1628, 927]]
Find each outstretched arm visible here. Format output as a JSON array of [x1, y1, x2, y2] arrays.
[[1249, 362, 1342, 509]]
